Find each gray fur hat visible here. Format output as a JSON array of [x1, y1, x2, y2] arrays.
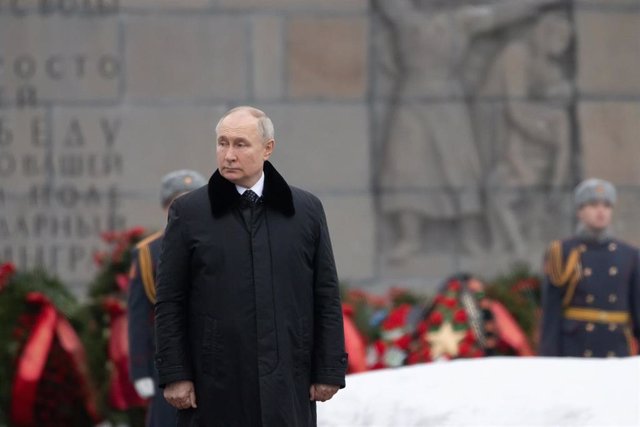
[[161, 169, 207, 207], [574, 178, 616, 209]]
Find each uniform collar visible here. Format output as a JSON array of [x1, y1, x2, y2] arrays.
[[575, 223, 613, 244], [207, 161, 295, 218]]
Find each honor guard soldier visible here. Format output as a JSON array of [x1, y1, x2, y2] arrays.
[[127, 169, 206, 427], [540, 178, 640, 357]]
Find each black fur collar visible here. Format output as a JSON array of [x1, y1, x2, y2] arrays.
[[207, 161, 295, 218]]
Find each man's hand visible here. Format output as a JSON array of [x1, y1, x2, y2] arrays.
[[309, 384, 339, 402], [134, 377, 155, 398], [164, 380, 197, 410]]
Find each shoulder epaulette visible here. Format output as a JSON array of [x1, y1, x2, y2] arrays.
[[545, 240, 584, 307], [135, 230, 163, 304], [135, 230, 163, 250]]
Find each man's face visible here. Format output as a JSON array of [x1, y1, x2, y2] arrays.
[[216, 112, 274, 188], [577, 200, 613, 231]]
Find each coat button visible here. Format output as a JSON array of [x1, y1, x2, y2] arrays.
[[607, 351, 616, 358], [584, 349, 593, 357], [609, 294, 617, 303], [609, 323, 618, 332], [586, 294, 595, 304], [608, 243, 617, 252], [609, 266, 618, 276], [583, 267, 592, 277], [585, 323, 595, 332]]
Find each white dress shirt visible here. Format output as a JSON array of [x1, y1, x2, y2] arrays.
[[235, 172, 265, 197]]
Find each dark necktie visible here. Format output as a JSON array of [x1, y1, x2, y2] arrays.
[[240, 190, 260, 227], [242, 189, 260, 207]]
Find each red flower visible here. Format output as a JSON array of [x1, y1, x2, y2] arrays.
[[0, 262, 17, 292], [102, 297, 125, 316], [429, 311, 443, 326], [459, 341, 473, 357], [444, 297, 457, 309], [115, 273, 129, 292], [395, 334, 411, 350], [453, 309, 468, 324], [416, 321, 428, 335], [433, 294, 445, 305], [464, 329, 476, 344], [448, 280, 461, 292], [406, 352, 420, 365], [127, 226, 146, 240], [383, 304, 411, 330]]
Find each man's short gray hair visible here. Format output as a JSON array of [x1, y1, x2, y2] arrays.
[[215, 106, 275, 142]]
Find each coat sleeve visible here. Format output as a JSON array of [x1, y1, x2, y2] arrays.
[[154, 200, 193, 387], [127, 248, 154, 382], [311, 200, 347, 387], [629, 250, 640, 341], [538, 247, 563, 357]]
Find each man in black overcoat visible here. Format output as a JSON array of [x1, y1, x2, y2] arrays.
[[154, 106, 347, 426], [128, 169, 206, 427]]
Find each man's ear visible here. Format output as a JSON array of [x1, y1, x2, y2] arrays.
[[264, 139, 275, 159]]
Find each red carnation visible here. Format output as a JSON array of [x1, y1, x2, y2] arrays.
[[406, 352, 420, 365], [429, 311, 444, 326], [459, 341, 473, 357], [453, 309, 468, 323], [396, 334, 411, 350], [127, 226, 146, 240], [374, 340, 386, 354], [383, 304, 411, 330], [464, 329, 476, 344], [0, 262, 17, 292], [115, 273, 129, 292], [448, 280, 461, 292], [444, 297, 457, 309], [416, 321, 428, 335]]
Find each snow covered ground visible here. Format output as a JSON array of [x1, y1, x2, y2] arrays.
[[318, 356, 640, 427]]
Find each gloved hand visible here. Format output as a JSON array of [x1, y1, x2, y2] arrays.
[[134, 377, 155, 398]]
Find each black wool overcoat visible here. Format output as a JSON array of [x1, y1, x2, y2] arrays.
[[154, 161, 347, 427]]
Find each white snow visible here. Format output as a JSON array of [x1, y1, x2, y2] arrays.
[[318, 356, 640, 427]]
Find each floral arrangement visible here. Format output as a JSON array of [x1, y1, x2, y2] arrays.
[[407, 276, 490, 364], [0, 263, 99, 427], [484, 264, 542, 350], [72, 226, 148, 425]]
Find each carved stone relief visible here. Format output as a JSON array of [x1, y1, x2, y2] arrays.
[[373, 0, 576, 278]]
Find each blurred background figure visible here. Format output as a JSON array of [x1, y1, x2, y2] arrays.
[[127, 169, 206, 427], [540, 178, 640, 358]]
